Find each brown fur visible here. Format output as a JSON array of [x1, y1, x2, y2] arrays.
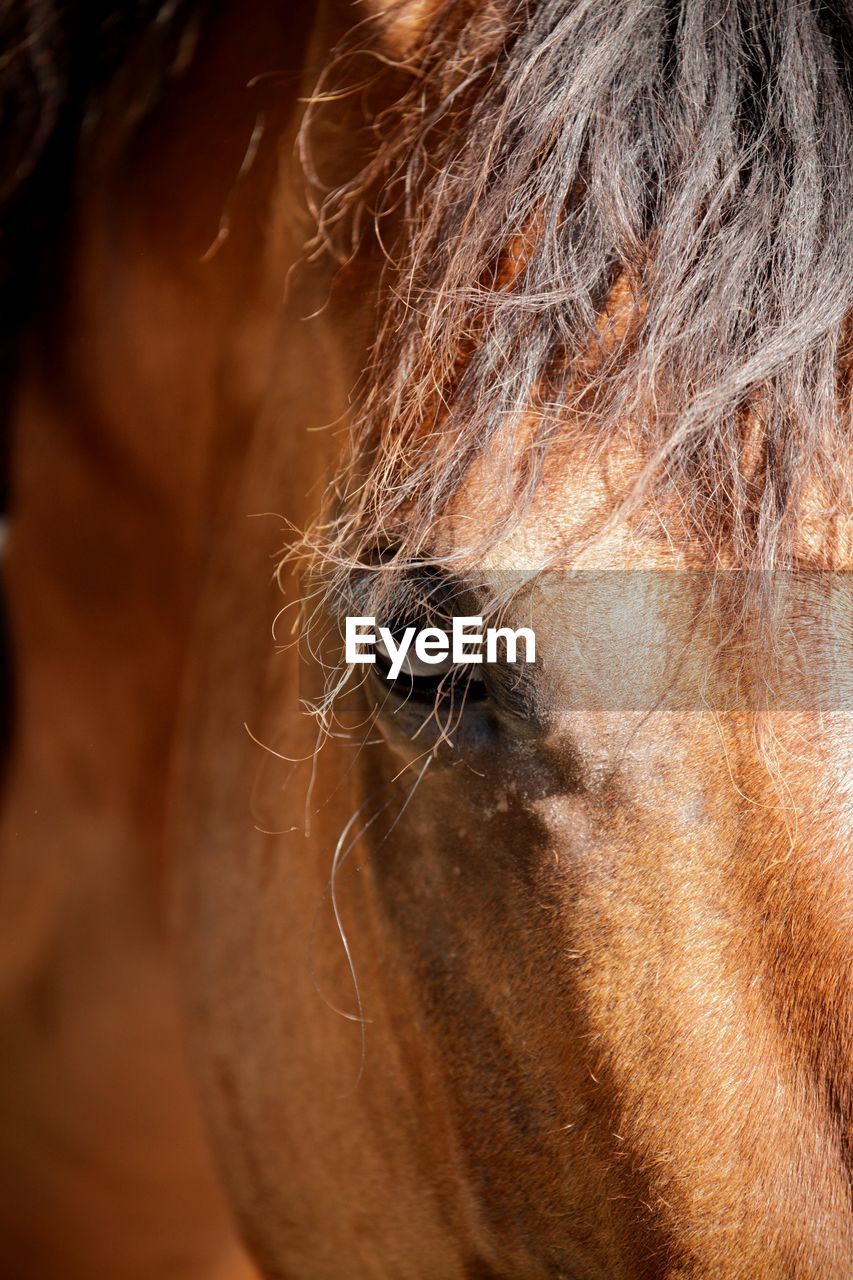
[[0, 2, 850, 1278]]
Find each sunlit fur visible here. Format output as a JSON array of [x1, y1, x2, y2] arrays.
[[0, 3, 850, 1279]]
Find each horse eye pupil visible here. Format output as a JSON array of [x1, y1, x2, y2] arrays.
[[372, 625, 485, 703]]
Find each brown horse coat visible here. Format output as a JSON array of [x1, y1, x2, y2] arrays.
[[0, 2, 850, 1277]]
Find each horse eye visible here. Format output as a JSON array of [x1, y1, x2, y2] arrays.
[[373, 629, 486, 703], [375, 632, 454, 678]]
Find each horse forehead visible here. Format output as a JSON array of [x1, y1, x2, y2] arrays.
[[448, 429, 851, 570], [448, 440, 695, 570]]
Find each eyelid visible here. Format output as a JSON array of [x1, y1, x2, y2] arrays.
[[375, 633, 455, 678]]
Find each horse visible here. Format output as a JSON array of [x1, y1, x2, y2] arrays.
[[0, 1, 850, 1277]]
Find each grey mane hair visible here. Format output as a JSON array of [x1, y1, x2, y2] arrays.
[[297, 0, 852, 634]]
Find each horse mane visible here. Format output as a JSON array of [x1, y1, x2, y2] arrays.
[[301, 0, 852, 619], [0, 1, 849, 597]]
